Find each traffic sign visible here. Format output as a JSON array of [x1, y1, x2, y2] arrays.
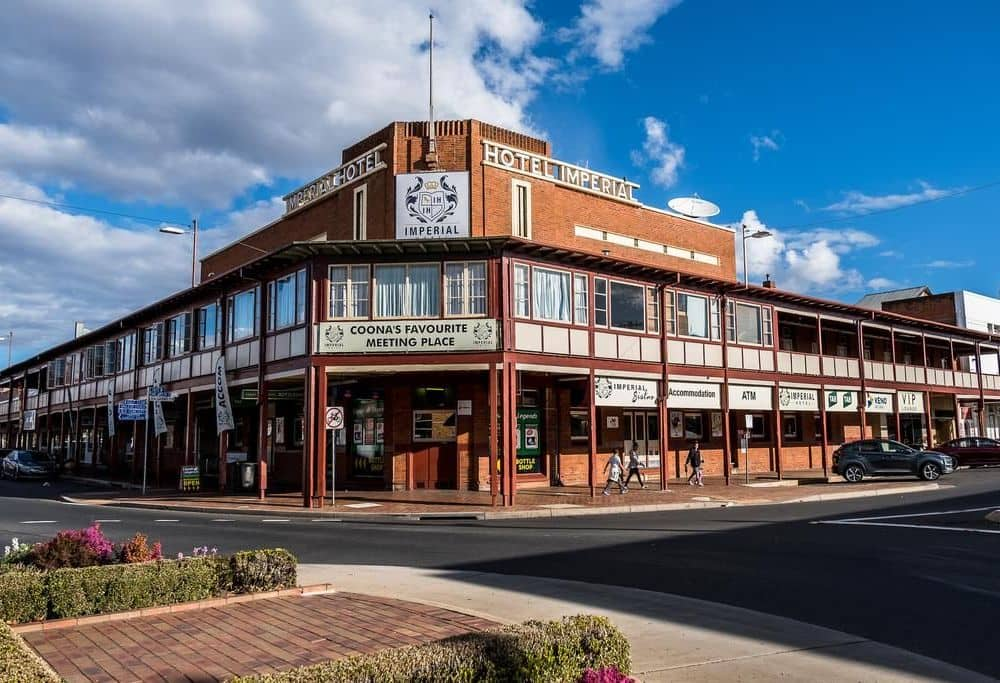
[[117, 399, 148, 421], [325, 406, 344, 430]]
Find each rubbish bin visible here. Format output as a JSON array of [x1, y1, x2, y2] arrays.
[[238, 462, 256, 490]]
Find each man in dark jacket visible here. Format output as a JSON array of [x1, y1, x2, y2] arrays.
[[685, 441, 704, 486]]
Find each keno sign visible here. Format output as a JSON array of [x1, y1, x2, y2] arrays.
[[396, 172, 470, 239], [594, 377, 658, 408], [865, 391, 894, 414], [316, 319, 499, 354]]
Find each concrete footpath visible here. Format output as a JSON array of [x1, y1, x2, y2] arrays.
[[299, 564, 992, 683]]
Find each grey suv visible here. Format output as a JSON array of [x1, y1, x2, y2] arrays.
[[832, 439, 955, 483]]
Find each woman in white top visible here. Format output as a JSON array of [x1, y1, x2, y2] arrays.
[[602, 448, 626, 496]]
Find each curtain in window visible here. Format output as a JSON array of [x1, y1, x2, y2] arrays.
[[445, 263, 464, 316], [375, 265, 405, 317], [533, 269, 570, 322], [350, 265, 370, 317], [468, 263, 486, 315], [408, 264, 440, 317], [329, 267, 348, 318], [514, 265, 530, 317]]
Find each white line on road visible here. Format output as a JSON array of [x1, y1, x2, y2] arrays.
[[261, 519, 290, 523], [831, 505, 1000, 523], [814, 519, 1000, 535], [94, 519, 120, 523], [154, 519, 179, 523], [211, 519, 235, 523], [310, 519, 342, 522], [20, 520, 57, 524]]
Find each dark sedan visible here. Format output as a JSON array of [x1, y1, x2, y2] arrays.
[[832, 439, 955, 482], [934, 437, 1000, 467], [0, 450, 57, 480]]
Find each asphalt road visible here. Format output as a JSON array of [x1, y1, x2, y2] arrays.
[[1, 470, 999, 678]]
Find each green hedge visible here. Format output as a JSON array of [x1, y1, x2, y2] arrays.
[[230, 614, 630, 683], [1, 548, 298, 623], [0, 621, 59, 683], [0, 570, 46, 624]]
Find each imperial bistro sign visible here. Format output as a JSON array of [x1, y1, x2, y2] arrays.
[[316, 319, 499, 354], [482, 140, 640, 204], [284, 144, 387, 214]]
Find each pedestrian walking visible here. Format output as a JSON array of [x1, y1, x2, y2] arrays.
[[623, 441, 646, 489], [602, 448, 626, 495], [685, 441, 704, 486]]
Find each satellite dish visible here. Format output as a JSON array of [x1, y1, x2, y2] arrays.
[[668, 196, 721, 219]]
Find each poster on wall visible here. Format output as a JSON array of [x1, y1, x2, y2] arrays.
[[364, 417, 375, 445], [711, 412, 724, 437], [669, 412, 684, 438], [413, 410, 457, 442], [395, 171, 471, 239], [353, 423, 363, 443], [516, 408, 542, 474], [375, 420, 385, 444], [275, 417, 285, 444]]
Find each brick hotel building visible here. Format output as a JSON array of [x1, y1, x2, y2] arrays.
[[2, 119, 999, 506]]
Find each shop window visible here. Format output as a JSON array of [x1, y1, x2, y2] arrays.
[[594, 278, 608, 326], [268, 269, 307, 330], [196, 303, 221, 350], [573, 274, 588, 324], [375, 263, 440, 318], [512, 179, 532, 238], [747, 414, 768, 439], [783, 414, 799, 440], [444, 261, 487, 316], [532, 267, 571, 322], [350, 398, 384, 476], [166, 312, 191, 357], [293, 417, 304, 446], [329, 265, 370, 319], [413, 410, 456, 442], [646, 287, 660, 334], [519, 388, 540, 407], [727, 301, 765, 345], [514, 264, 530, 318], [569, 410, 590, 441], [678, 293, 710, 339], [413, 386, 455, 409], [353, 184, 367, 240], [669, 411, 703, 439], [607, 281, 645, 331], [142, 323, 163, 365], [228, 287, 259, 342]]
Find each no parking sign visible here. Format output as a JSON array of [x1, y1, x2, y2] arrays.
[[325, 406, 344, 431]]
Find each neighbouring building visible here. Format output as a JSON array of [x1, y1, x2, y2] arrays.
[[3, 119, 1000, 508]]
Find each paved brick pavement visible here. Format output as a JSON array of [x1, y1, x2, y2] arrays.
[[22, 592, 499, 682]]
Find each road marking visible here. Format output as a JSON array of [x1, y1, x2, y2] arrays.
[[831, 505, 1000, 523], [94, 519, 120, 523], [310, 518, 342, 522], [154, 519, 179, 523], [815, 520, 1000, 535], [211, 519, 235, 523], [20, 520, 57, 524], [261, 518, 290, 523]]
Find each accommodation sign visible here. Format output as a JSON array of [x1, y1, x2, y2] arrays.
[[482, 140, 640, 204], [284, 144, 387, 214], [594, 377, 658, 408], [316, 319, 499, 354], [666, 381, 721, 409], [395, 172, 470, 239], [777, 387, 819, 411]]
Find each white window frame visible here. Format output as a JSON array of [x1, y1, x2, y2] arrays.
[[646, 286, 660, 334], [329, 264, 371, 320], [674, 291, 712, 340], [166, 312, 191, 358], [727, 300, 766, 346], [196, 303, 221, 350], [514, 263, 530, 319], [531, 265, 572, 324], [228, 287, 259, 342], [268, 269, 307, 331], [353, 184, 367, 240], [594, 277, 608, 327], [443, 261, 488, 318], [373, 262, 441, 319], [594, 278, 647, 333], [512, 179, 532, 238], [573, 273, 589, 325]]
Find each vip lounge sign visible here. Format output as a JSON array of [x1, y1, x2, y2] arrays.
[[594, 377, 658, 408], [666, 381, 721, 409], [825, 390, 858, 412], [777, 387, 819, 412], [898, 390, 925, 414], [395, 172, 470, 239], [316, 319, 499, 354], [728, 384, 773, 410], [865, 391, 894, 414]]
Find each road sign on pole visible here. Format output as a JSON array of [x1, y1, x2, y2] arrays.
[[325, 406, 344, 430]]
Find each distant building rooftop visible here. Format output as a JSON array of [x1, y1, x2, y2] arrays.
[[856, 285, 932, 310]]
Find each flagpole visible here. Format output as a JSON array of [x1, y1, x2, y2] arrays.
[[427, 13, 437, 163]]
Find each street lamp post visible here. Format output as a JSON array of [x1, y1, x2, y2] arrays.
[[160, 219, 198, 288], [741, 224, 773, 286]]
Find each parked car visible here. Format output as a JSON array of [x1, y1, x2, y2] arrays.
[[933, 437, 1000, 467], [0, 450, 57, 480], [832, 439, 955, 482]]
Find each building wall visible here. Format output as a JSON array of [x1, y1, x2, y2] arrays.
[[882, 292, 958, 326]]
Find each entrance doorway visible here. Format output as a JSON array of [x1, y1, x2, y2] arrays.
[[412, 443, 456, 489], [622, 411, 660, 468]]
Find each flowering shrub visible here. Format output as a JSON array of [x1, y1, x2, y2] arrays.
[[117, 533, 163, 563], [579, 666, 634, 683], [2, 537, 32, 567], [30, 524, 115, 570]]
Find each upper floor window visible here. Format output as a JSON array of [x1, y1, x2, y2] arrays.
[[104, 340, 118, 374], [374, 263, 439, 318], [268, 269, 307, 330], [646, 287, 660, 334], [228, 287, 259, 342], [514, 264, 530, 318], [353, 185, 367, 240], [607, 280, 645, 331], [166, 312, 192, 357], [444, 262, 487, 317], [573, 274, 589, 325], [533, 267, 571, 323], [512, 180, 532, 238], [197, 304, 221, 350], [329, 265, 370, 319], [726, 301, 773, 346], [118, 333, 136, 372], [84, 345, 105, 379], [666, 292, 715, 340], [143, 323, 163, 365]]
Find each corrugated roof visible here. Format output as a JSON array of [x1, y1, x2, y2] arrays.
[[856, 286, 932, 310]]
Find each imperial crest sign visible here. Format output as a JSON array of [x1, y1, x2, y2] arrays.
[[316, 319, 499, 354], [395, 172, 470, 239]]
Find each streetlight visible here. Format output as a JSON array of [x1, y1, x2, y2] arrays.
[[160, 219, 198, 287], [0, 331, 12, 369], [741, 224, 773, 286]]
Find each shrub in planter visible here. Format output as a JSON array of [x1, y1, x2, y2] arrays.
[[29, 523, 115, 570], [229, 548, 297, 593], [0, 621, 59, 682], [117, 533, 163, 564], [0, 570, 46, 624]]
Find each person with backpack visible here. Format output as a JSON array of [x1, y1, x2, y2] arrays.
[[685, 441, 704, 486], [623, 441, 647, 489], [602, 448, 626, 495]]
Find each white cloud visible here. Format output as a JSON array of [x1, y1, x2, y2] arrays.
[[559, 0, 683, 69], [824, 181, 958, 214], [867, 277, 899, 290], [750, 131, 781, 161], [924, 259, 974, 269], [632, 116, 685, 188], [734, 209, 875, 294], [878, 250, 902, 258], [0, 0, 548, 208]]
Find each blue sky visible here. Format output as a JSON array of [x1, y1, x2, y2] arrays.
[[1, 0, 999, 362]]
